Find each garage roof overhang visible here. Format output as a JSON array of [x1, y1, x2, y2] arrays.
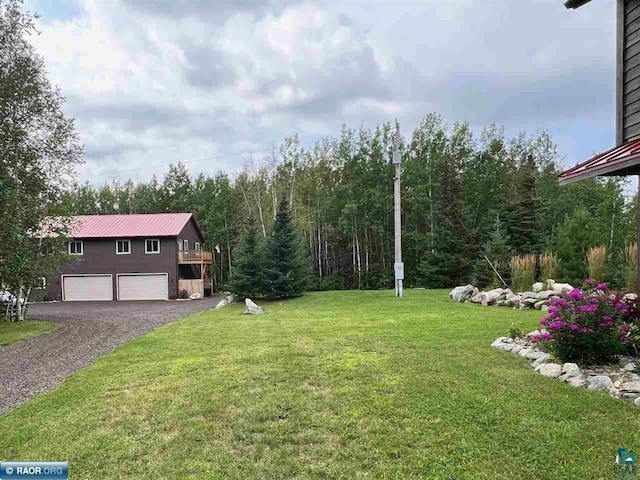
[[558, 138, 640, 185]]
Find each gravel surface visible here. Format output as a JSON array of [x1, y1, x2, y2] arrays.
[[0, 297, 221, 414]]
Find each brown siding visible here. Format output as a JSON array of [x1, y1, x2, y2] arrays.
[[177, 217, 205, 247], [47, 237, 179, 301], [619, 0, 640, 143]]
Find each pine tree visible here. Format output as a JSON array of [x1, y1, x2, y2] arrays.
[[479, 215, 514, 287], [228, 218, 264, 299], [263, 199, 309, 298]]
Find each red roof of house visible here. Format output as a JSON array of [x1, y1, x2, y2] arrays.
[[69, 213, 198, 239], [559, 139, 640, 185]]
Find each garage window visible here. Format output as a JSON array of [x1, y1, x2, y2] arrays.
[[145, 239, 160, 254], [68, 240, 83, 255], [116, 239, 131, 255]]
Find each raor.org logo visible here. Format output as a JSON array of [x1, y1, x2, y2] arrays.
[[614, 448, 638, 480]]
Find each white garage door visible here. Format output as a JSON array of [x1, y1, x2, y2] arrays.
[[63, 275, 113, 301], [118, 274, 168, 301]]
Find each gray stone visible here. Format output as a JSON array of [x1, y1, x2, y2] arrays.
[[510, 295, 522, 307], [215, 293, 237, 310], [532, 282, 544, 293], [541, 305, 549, 312], [538, 290, 557, 300], [482, 288, 505, 306], [562, 363, 580, 375], [470, 292, 485, 304], [539, 363, 562, 378], [552, 283, 574, 293], [449, 285, 478, 302], [525, 350, 547, 361], [635, 397, 640, 407], [533, 300, 546, 310], [587, 375, 615, 392], [565, 374, 586, 387], [491, 337, 509, 347], [494, 343, 513, 352], [511, 345, 523, 354], [243, 298, 265, 315], [532, 353, 551, 367], [620, 381, 640, 393], [521, 291, 539, 300], [519, 348, 533, 357]]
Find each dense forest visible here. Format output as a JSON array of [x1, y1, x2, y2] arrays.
[[64, 114, 637, 291]]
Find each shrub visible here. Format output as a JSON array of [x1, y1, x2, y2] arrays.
[[622, 243, 637, 292], [178, 289, 189, 299], [539, 252, 558, 282], [510, 254, 536, 292], [534, 281, 626, 365], [586, 246, 607, 282]]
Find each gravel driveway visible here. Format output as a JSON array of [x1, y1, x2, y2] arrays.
[[0, 297, 221, 414]]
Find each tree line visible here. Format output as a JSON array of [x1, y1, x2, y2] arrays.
[[62, 116, 637, 291]]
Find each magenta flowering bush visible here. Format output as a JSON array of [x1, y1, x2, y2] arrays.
[[532, 280, 628, 365]]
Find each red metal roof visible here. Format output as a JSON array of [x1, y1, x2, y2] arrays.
[[69, 213, 196, 238], [558, 138, 640, 185]]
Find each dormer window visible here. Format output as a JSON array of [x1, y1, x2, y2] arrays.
[[116, 239, 131, 255]]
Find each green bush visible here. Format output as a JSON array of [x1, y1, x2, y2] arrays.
[[178, 289, 189, 299]]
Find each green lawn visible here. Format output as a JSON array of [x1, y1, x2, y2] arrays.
[[0, 319, 55, 346], [1, 290, 638, 479]]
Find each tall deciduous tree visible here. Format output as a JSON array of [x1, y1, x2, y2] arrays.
[[0, 0, 82, 319]]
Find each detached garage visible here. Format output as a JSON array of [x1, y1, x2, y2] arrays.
[[62, 275, 113, 301], [117, 273, 168, 301]]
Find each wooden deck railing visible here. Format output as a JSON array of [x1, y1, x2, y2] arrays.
[[178, 249, 212, 263]]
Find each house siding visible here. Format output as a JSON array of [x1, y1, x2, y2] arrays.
[[619, 0, 640, 143], [47, 237, 179, 301]]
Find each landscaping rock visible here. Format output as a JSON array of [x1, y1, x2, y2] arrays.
[[532, 353, 551, 367], [552, 283, 574, 293], [532, 282, 544, 293], [635, 397, 640, 407], [565, 374, 586, 387], [189, 292, 202, 300], [587, 375, 615, 392], [449, 285, 478, 302], [243, 298, 265, 315], [470, 292, 484, 304], [519, 348, 533, 357], [525, 350, 547, 361], [521, 291, 539, 300], [562, 363, 580, 375], [540, 363, 562, 378], [482, 288, 505, 306], [215, 294, 237, 309], [620, 381, 640, 395], [541, 305, 549, 312], [538, 290, 557, 300], [533, 300, 546, 310], [510, 295, 522, 307]]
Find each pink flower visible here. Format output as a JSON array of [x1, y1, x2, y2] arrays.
[[579, 304, 598, 314], [585, 279, 595, 285], [596, 283, 607, 292], [569, 323, 580, 331], [569, 289, 583, 301]]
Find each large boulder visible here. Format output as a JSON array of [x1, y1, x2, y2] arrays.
[[470, 292, 484, 304], [449, 285, 478, 302], [243, 298, 265, 315], [537, 290, 557, 300], [540, 363, 562, 378], [521, 291, 539, 300], [532, 282, 545, 293], [587, 375, 615, 393], [215, 293, 237, 309], [552, 282, 574, 294], [482, 288, 505, 306]]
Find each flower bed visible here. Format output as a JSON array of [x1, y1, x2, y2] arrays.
[[492, 280, 640, 406]]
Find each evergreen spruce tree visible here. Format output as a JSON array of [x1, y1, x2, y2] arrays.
[[264, 199, 309, 298], [506, 154, 538, 254], [228, 218, 264, 299], [479, 215, 514, 287]]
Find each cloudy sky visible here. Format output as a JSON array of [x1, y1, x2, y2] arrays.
[[26, 0, 615, 185]]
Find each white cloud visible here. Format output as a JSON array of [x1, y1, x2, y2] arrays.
[[27, 0, 617, 183]]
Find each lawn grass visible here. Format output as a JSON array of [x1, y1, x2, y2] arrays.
[[0, 289, 639, 479], [0, 319, 55, 346]]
